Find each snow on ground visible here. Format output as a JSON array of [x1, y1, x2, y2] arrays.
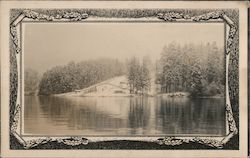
[[55, 75, 190, 98]]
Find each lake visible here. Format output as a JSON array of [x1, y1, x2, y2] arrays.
[[24, 96, 226, 136]]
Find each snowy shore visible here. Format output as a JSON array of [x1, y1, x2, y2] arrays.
[[54, 91, 190, 98]]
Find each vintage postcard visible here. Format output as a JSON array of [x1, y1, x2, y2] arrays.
[[0, 1, 248, 158]]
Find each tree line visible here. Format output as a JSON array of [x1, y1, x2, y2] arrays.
[[25, 58, 125, 95], [156, 41, 225, 97]]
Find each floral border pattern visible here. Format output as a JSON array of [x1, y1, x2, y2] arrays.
[[9, 9, 239, 150]]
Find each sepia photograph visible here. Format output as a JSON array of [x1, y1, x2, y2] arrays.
[[0, 1, 248, 157], [24, 22, 226, 136]]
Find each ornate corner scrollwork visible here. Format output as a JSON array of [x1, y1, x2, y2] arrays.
[[22, 10, 88, 21], [193, 137, 224, 148], [22, 137, 89, 149], [57, 137, 89, 146], [24, 137, 53, 149], [226, 104, 238, 134], [226, 27, 237, 55], [157, 12, 191, 21], [157, 137, 190, 146], [10, 104, 20, 132], [193, 11, 225, 21], [10, 26, 21, 54]]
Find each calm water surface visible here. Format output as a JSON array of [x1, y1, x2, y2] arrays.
[[24, 96, 226, 136]]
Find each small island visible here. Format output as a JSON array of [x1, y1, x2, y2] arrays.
[[25, 42, 224, 99]]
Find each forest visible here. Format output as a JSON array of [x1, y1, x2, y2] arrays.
[[25, 41, 225, 97], [36, 58, 125, 95], [156, 41, 225, 97]]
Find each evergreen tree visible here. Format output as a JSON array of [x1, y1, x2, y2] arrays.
[[127, 56, 151, 95]]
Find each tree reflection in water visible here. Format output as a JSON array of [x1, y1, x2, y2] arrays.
[[156, 97, 225, 135], [24, 96, 225, 136]]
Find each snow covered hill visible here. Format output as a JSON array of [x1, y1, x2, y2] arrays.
[[56, 76, 133, 97]]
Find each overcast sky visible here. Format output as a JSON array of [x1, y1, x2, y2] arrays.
[[24, 22, 224, 73]]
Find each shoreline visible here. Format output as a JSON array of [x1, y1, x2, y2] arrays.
[[27, 93, 225, 99]]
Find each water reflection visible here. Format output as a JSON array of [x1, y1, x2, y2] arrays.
[[24, 96, 225, 136]]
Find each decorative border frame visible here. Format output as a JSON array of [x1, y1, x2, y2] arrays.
[[9, 8, 239, 150]]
